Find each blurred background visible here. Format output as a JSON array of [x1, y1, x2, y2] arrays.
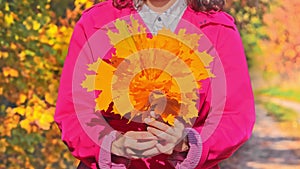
[[0, 0, 299, 168]]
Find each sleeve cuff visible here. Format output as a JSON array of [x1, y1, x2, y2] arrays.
[[98, 130, 127, 169], [175, 128, 208, 169]]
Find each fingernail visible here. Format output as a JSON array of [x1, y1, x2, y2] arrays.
[[144, 118, 151, 123], [150, 111, 156, 117]]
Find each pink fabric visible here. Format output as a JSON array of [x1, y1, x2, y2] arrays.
[[54, 0, 255, 168]]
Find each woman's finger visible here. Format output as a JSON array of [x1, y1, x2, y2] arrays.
[[147, 127, 174, 142], [124, 137, 137, 148], [173, 119, 185, 132], [144, 118, 174, 135], [142, 147, 160, 157], [125, 131, 158, 140], [156, 143, 174, 155], [125, 147, 137, 156], [172, 119, 185, 138], [129, 140, 158, 151], [125, 148, 143, 159]]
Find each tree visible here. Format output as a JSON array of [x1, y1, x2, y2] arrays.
[[0, 0, 273, 168], [225, 0, 271, 67], [259, 0, 300, 82], [0, 0, 97, 168]]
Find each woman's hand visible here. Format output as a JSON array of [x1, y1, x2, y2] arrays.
[[144, 118, 189, 155], [111, 131, 159, 159]]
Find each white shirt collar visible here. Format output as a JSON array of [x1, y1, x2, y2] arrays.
[[137, 0, 187, 33]]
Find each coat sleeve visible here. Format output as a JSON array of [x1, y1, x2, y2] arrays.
[[198, 24, 256, 169], [176, 23, 255, 169], [54, 17, 100, 168], [54, 15, 122, 168]]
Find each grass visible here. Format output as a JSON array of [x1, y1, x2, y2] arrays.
[[256, 87, 300, 103], [260, 101, 299, 122], [258, 100, 300, 137]]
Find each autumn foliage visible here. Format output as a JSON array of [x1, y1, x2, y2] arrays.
[[259, 0, 300, 82], [0, 0, 97, 168]]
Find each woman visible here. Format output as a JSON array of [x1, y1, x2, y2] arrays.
[[55, 0, 255, 168]]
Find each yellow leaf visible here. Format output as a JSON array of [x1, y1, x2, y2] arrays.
[[107, 19, 138, 55], [47, 24, 58, 37], [5, 3, 9, 11], [87, 58, 102, 72], [75, 0, 88, 6], [0, 87, 3, 95], [32, 106, 42, 120], [11, 43, 17, 50], [82, 60, 115, 111], [32, 20, 41, 30], [23, 20, 32, 30], [162, 114, 175, 126], [197, 51, 214, 67], [129, 16, 147, 34], [37, 113, 53, 130], [13, 145, 25, 154], [4, 12, 14, 26], [18, 93, 27, 104], [13, 106, 26, 116], [0, 52, 9, 59], [2, 67, 19, 77], [81, 75, 97, 92], [45, 92, 55, 105], [95, 91, 113, 111], [18, 51, 26, 61], [0, 139, 8, 153], [20, 119, 32, 133]]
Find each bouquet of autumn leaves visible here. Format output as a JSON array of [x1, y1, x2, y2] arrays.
[[81, 17, 214, 126]]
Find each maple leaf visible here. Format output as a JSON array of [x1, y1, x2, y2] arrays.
[[81, 58, 116, 111]]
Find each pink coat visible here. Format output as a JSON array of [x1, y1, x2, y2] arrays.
[[55, 1, 255, 168]]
